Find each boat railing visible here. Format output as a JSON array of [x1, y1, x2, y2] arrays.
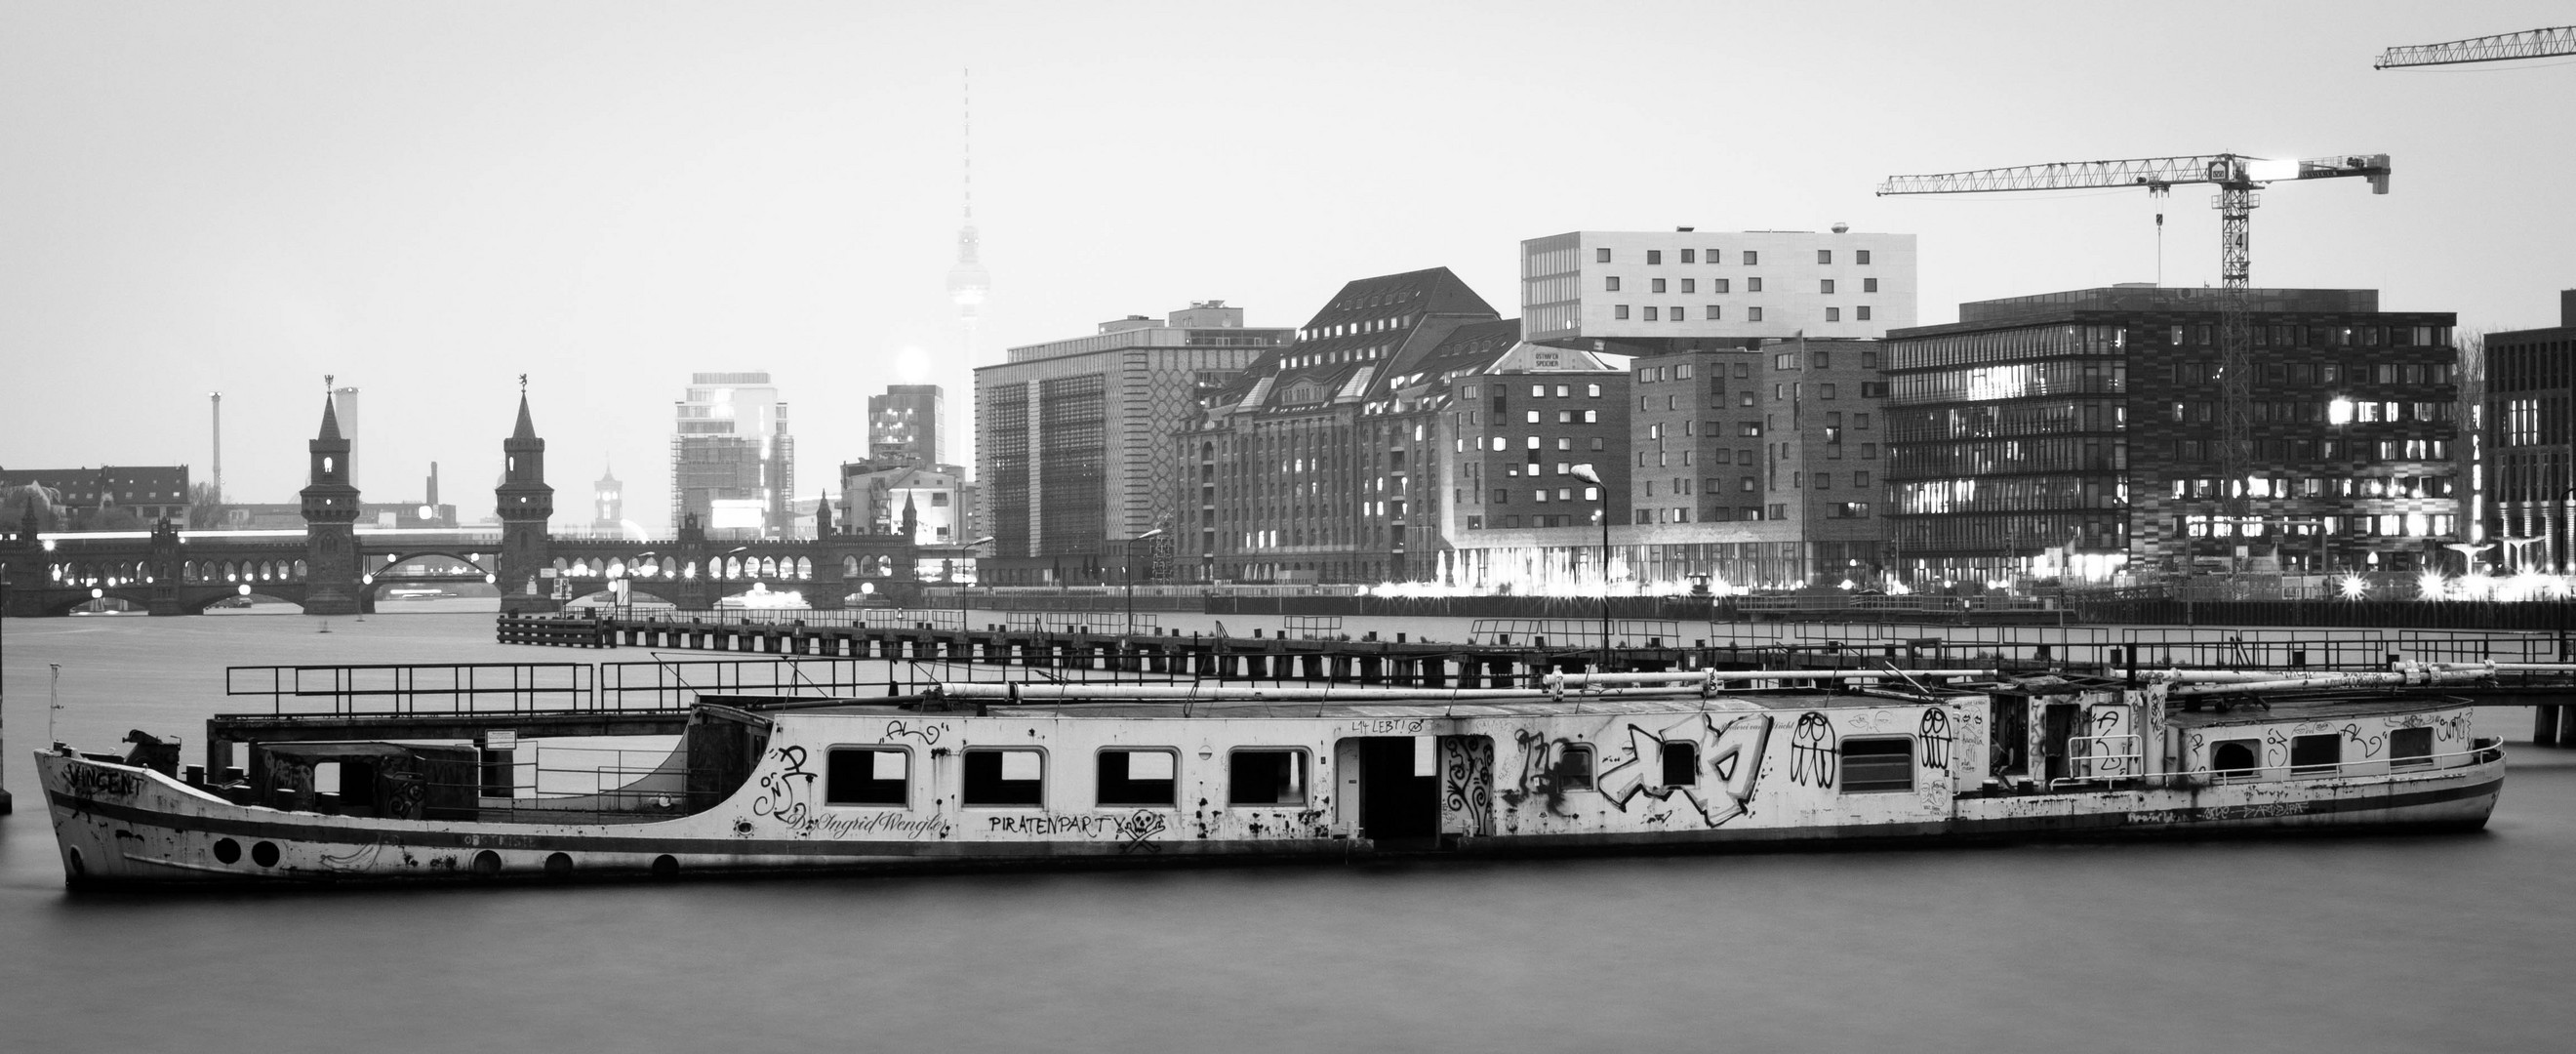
[[484, 743, 716, 824], [2066, 734, 2144, 783], [291, 742, 721, 823]]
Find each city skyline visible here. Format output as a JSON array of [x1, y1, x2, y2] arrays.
[[3, 2, 2570, 527]]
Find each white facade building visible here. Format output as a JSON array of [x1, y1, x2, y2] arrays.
[[1521, 228, 1918, 345]]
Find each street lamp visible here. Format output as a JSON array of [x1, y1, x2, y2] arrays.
[[1570, 464, 1611, 669], [1126, 528, 1166, 637], [618, 550, 656, 618], [962, 536, 995, 633]]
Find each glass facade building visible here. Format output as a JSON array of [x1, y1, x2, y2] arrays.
[[1885, 287, 2460, 587]]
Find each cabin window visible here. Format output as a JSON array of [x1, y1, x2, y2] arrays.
[[1097, 749, 1179, 807], [2289, 734, 2340, 776], [2390, 727, 2434, 768], [963, 749, 1046, 806], [825, 747, 909, 806], [1228, 749, 1307, 806], [2210, 739, 2260, 781], [1554, 745, 1595, 790], [1840, 737, 1914, 792], [1660, 742, 1698, 787]]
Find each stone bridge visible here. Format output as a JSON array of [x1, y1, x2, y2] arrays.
[[0, 390, 940, 617]]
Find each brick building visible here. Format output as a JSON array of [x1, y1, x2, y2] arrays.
[[0, 466, 191, 530]]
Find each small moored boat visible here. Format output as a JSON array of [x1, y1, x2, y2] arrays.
[[36, 668, 2506, 887]]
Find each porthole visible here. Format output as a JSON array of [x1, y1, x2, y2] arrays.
[[213, 838, 242, 864], [470, 849, 503, 876], [250, 841, 281, 868], [650, 855, 679, 880], [543, 852, 574, 878]]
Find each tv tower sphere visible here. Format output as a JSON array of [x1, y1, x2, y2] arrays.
[[947, 226, 989, 314]]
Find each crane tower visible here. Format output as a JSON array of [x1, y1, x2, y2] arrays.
[[1879, 154, 2390, 551]]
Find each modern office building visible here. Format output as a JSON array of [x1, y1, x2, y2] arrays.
[[2482, 290, 2576, 570], [1884, 286, 2461, 588], [670, 372, 794, 538], [975, 301, 1288, 585], [867, 385, 946, 467]]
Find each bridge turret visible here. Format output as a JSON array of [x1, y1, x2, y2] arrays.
[[145, 517, 184, 616], [299, 392, 363, 615], [496, 386, 558, 613]]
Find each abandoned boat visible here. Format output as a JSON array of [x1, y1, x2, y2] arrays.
[[35, 667, 2507, 887]]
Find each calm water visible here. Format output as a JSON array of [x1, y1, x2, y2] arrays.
[[5, 610, 2574, 1053]]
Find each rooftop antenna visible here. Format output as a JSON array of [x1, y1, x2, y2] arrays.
[[946, 67, 990, 363], [209, 391, 222, 507]]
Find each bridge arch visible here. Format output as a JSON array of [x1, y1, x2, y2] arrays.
[[355, 549, 498, 605], [42, 586, 150, 616]]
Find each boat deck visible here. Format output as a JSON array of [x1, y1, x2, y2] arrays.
[[752, 682, 2477, 726], [764, 689, 1931, 721]]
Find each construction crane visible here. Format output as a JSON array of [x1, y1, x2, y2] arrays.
[[1877, 153, 2391, 572], [2377, 25, 2576, 67]]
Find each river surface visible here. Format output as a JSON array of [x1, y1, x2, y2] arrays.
[[4, 609, 2573, 1052]]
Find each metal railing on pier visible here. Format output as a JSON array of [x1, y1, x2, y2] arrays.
[[1468, 619, 1686, 649], [225, 664, 599, 717]]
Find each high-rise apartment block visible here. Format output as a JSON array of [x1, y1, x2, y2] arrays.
[[2481, 290, 2576, 570], [867, 385, 945, 466], [976, 301, 1288, 585], [1885, 286, 2460, 586], [670, 372, 793, 538]]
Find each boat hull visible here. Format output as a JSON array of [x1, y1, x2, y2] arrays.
[[36, 749, 2504, 888]]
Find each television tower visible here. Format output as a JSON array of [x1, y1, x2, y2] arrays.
[[944, 68, 990, 362]]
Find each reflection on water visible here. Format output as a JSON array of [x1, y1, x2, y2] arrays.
[[3, 614, 2572, 1051]]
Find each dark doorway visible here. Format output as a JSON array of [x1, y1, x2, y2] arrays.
[[2040, 703, 2081, 784], [1355, 737, 1440, 846], [1992, 695, 2030, 779], [341, 759, 378, 813]]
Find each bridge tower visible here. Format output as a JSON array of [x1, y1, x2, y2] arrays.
[[1, 503, 42, 618], [496, 387, 558, 614], [299, 393, 364, 615], [145, 517, 184, 616]]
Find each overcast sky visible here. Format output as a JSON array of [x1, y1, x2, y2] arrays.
[[4, 1, 2570, 529]]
